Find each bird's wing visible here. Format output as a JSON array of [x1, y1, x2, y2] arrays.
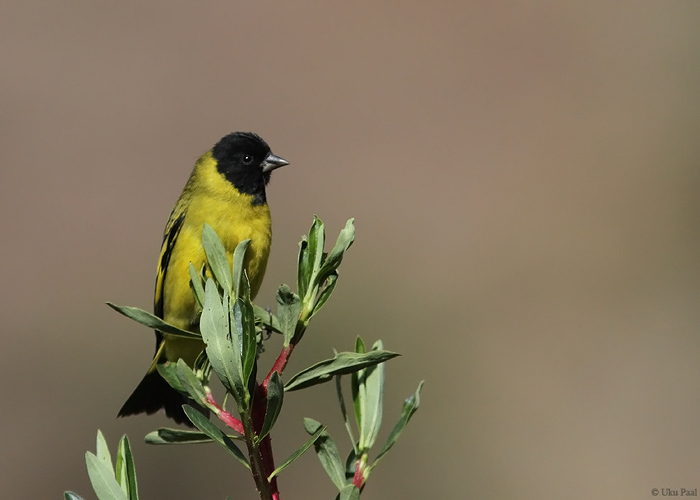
[[152, 210, 186, 354]]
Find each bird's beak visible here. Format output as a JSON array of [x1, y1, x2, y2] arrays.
[[261, 153, 289, 173]]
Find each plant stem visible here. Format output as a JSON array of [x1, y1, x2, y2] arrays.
[[241, 409, 274, 500], [264, 344, 295, 388], [248, 297, 315, 497], [253, 384, 279, 498]]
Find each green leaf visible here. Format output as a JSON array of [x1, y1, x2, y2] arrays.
[[144, 428, 218, 445], [369, 380, 424, 471], [156, 363, 186, 393], [241, 299, 257, 386], [115, 435, 138, 500], [106, 303, 201, 340], [344, 448, 358, 478], [258, 372, 284, 441], [308, 216, 325, 268], [285, 350, 400, 392], [253, 305, 282, 334], [312, 272, 338, 317], [231, 294, 256, 400], [86, 452, 127, 500], [189, 263, 205, 308], [303, 418, 347, 491], [64, 493, 85, 500], [304, 216, 325, 294], [358, 340, 385, 450], [351, 338, 366, 435], [202, 223, 233, 294], [267, 423, 325, 481], [232, 239, 251, 298], [338, 484, 360, 500], [175, 359, 207, 405], [276, 285, 301, 346], [318, 218, 355, 283], [182, 405, 250, 469], [95, 430, 113, 472], [200, 279, 243, 400], [335, 376, 357, 453], [239, 268, 251, 302], [297, 236, 310, 301]]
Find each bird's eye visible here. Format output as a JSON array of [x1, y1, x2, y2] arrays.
[[242, 155, 254, 165]]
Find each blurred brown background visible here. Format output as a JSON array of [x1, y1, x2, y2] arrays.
[[2, 1, 699, 499]]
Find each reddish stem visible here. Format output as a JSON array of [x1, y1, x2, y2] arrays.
[[260, 434, 279, 497], [255, 341, 300, 498], [206, 393, 245, 435], [263, 344, 295, 389], [253, 383, 279, 499], [244, 341, 298, 499]]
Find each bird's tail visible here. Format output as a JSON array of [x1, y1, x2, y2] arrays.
[[118, 370, 192, 426]]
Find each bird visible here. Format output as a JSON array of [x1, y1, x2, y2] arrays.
[[118, 131, 289, 425]]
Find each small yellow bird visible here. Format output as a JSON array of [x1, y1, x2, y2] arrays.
[[118, 132, 288, 425]]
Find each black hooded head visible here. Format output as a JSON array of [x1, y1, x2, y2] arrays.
[[212, 132, 287, 206]]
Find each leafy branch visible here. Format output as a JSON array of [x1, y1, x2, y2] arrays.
[[67, 216, 423, 500]]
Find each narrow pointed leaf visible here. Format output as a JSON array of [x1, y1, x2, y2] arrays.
[[351, 338, 366, 436], [312, 272, 338, 317], [200, 279, 243, 399], [258, 371, 284, 441], [183, 405, 250, 469], [267, 424, 325, 481], [115, 435, 138, 500], [369, 380, 424, 471], [297, 236, 310, 300], [189, 263, 205, 308], [95, 430, 113, 472], [86, 452, 127, 500], [276, 284, 301, 345], [175, 359, 207, 405], [304, 216, 325, 294], [202, 223, 233, 294], [226, 291, 251, 409], [64, 493, 85, 500], [335, 376, 357, 452], [145, 428, 217, 445], [318, 218, 355, 282], [240, 296, 257, 385], [106, 303, 201, 340], [308, 216, 325, 272], [359, 340, 385, 450], [285, 350, 399, 391], [232, 239, 251, 298], [231, 295, 256, 400], [303, 418, 347, 491]]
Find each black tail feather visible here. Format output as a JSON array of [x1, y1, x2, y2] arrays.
[[118, 370, 195, 426]]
